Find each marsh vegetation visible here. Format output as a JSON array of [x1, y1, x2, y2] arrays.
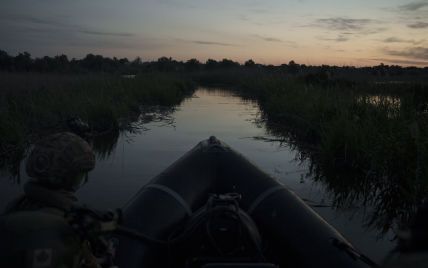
[[195, 69, 428, 233], [1, 52, 428, 235], [0, 72, 195, 177]]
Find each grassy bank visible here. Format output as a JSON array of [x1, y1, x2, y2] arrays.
[[1, 68, 427, 231], [194, 69, 428, 231], [0, 72, 195, 176]]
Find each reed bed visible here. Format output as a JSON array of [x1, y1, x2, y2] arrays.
[[0, 72, 195, 176], [195, 69, 428, 231]]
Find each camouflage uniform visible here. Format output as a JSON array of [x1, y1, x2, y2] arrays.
[[0, 132, 99, 268]]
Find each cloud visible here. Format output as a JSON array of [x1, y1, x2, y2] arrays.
[[251, 34, 297, 47], [382, 37, 424, 45], [315, 17, 374, 31], [398, 2, 428, 11], [308, 17, 386, 40], [0, 12, 145, 57], [0, 13, 74, 28], [407, 22, 428, 28], [1, 13, 136, 39], [253, 34, 282, 42], [191, 40, 238, 47], [383, 37, 404, 43], [370, 58, 428, 66], [79, 30, 135, 37], [384, 47, 428, 60], [318, 35, 349, 42]]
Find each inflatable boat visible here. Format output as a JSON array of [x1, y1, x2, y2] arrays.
[[115, 137, 374, 268]]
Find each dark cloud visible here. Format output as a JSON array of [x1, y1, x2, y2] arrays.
[[407, 22, 428, 28], [383, 37, 407, 43], [384, 47, 428, 60], [382, 37, 424, 45], [79, 30, 135, 37], [0, 13, 73, 28], [398, 2, 428, 11], [318, 35, 349, 42], [253, 34, 282, 42], [251, 35, 297, 47], [0, 12, 143, 58], [1, 13, 136, 39], [370, 58, 428, 66], [315, 17, 374, 31], [309, 17, 386, 40], [191, 40, 238, 47]]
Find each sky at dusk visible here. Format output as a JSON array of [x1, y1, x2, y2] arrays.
[[1, 0, 427, 66]]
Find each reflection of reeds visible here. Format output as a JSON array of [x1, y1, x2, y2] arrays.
[[0, 72, 195, 178], [197, 70, 428, 233]]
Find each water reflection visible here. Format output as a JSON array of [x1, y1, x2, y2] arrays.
[[0, 105, 178, 180], [358, 95, 401, 109], [91, 129, 120, 160], [0, 88, 398, 262]]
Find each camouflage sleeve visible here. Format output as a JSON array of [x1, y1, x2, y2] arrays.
[[80, 241, 102, 268]]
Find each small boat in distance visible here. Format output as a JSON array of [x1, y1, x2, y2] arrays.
[[115, 137, 374, 268]]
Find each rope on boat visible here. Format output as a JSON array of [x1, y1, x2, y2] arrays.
[[144, 184, 193, 216], [247, 185, 285, 214]]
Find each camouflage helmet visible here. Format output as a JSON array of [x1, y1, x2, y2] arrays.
[[26, 132, 95, 191]]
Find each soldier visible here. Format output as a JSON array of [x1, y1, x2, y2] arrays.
[[0, 132, 101, 268]]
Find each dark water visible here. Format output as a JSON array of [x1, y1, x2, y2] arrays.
[[0, 88, 395, 263]]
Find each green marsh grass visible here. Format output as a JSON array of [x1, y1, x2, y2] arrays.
[[0, 72, 195, 175], [195, 69, 428, 232]]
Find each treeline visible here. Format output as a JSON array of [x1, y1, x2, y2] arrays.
[[1, 50, 428, 80]]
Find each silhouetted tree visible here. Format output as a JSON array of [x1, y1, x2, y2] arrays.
[[244, 59, 256, 67], [185, 58, 201, 71], [219, 58, 240, 69], [205, 59, 219, 70], [14, 52, 32, 71], [0, 50, 13, 71], [288, 60, 299, 74], [0, 50, 427, 80], [156, 57, 177, 72], [132, 57, 142, 66]]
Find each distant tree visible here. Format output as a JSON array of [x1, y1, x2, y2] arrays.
[[389, 65, 403, 76], [34, 56, 51, 72], [132, 57, 142, 66], [119, 58, 129, 65], [82, 54, 101, 71], [205, 59, 219, 70], [185, 58, 201, 71], [244, 59, 255, 67], [288, 60, 299, 74], [0, 50, 426, 77], [0, 50, 13, 71], [219, 58, 240, 69], [14, 52, 32, 71], [54, 55, 69, 72], [156, 57, 177, 72]]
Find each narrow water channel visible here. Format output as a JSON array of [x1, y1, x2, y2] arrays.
[[0, 88, 395, 263]]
